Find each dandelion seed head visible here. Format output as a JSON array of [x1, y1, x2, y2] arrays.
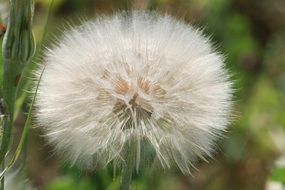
[[35, 11, 233, 174]]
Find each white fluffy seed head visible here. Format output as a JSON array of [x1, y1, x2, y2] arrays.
[[34, 11, 233, 174]]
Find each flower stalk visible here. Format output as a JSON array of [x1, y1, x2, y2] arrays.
[[0, 0, 35, 189], [120, 141, 137, 190]]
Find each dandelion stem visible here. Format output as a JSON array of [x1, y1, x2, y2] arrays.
[[120, 141, 137, 190], [121, 166, 133, 190]]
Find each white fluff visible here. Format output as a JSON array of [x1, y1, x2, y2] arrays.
[[34, 11, 233, 174]]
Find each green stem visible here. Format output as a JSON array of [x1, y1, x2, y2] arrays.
[[120, 141, 137, 190], [0, 67, 45, 180], [0, 0, 35, 189], [1, 0, 35, 164], [121, 165, 133, 190]]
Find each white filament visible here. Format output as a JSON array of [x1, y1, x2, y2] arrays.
[[34, 11, 233, 174]]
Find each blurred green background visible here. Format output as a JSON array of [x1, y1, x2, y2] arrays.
[[1, 0, 285, 189]]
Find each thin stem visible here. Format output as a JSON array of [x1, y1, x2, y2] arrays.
[[0, 67, 45, 180], [120, 141, 137, 190], [121, 165, 133, 190]]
